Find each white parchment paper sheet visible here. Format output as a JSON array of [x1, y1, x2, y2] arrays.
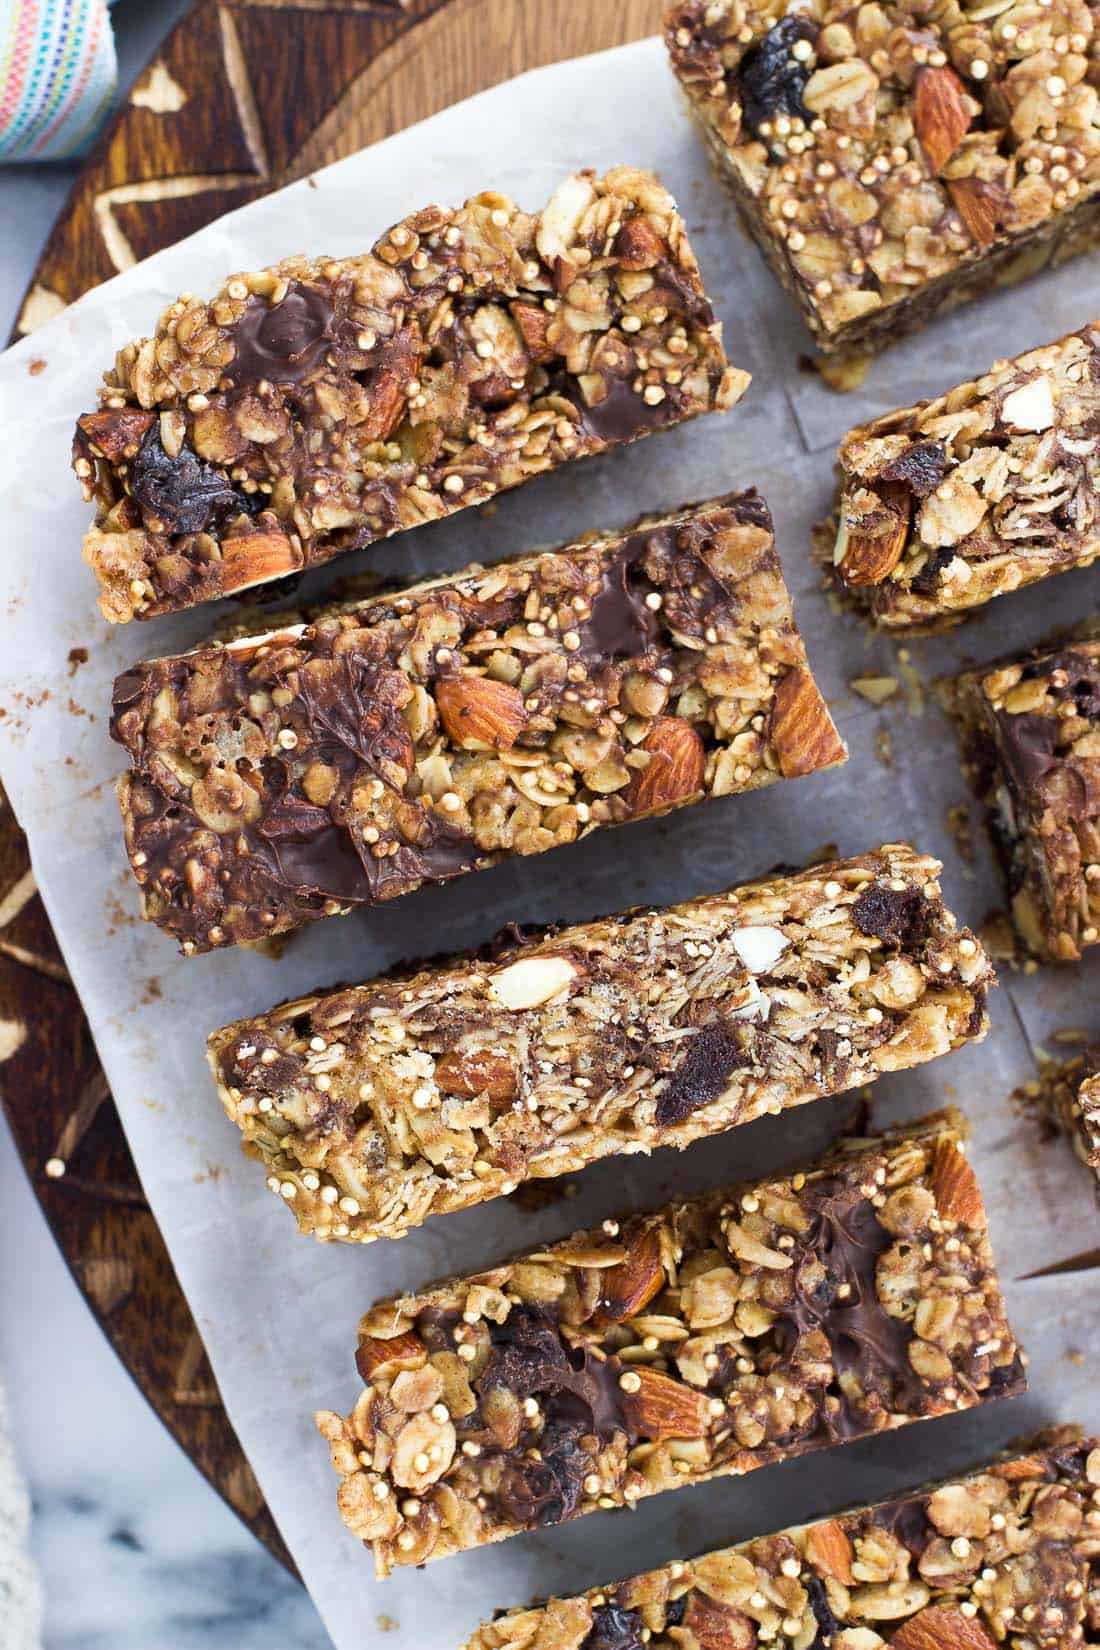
[[2, 38, 1100, 1650]]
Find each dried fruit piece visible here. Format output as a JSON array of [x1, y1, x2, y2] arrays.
[[931, 1138, 986, 1230], [737, 15, 816, 141], [913, 66, 973, 173], [769, 667, 846, 778], [436, 676, 529, 751], [806, 1518, 854, 1584], [620, 1365, 711, 1440], [435, 1047, 516, 1103], [597, 1225, 666, 1322], [890, 1606, 997, 1650], [627, 716, 706, 815]]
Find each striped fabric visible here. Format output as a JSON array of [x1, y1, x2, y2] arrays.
[[0, 0, 117, 162]]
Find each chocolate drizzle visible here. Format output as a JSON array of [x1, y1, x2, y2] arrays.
[[579, 530, 665, 661], [575, 372, 672, 445], [227, 283, 335, 387]]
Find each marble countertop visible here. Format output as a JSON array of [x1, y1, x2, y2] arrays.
[[0, 4, 328, 1644]]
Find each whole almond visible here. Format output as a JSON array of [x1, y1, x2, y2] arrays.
[[510, 300, 556, 363], [627, 716, 706, 816], [356, 1330, 427, 1381], [947, 176, 1008, 249], [913, 65, 973, 172], [620, 1365, 711, 1440], [435, 1047, 517, 1104], [436, 675, 529, 751], [805, 1518, 855, 1584], [835, 481, 910, 585], [220, 531, 303, 594], [361, 367, 410, 442], [769, 668, 847, 780], [891, 1605, 997, 1650], [597, 1224, 666, 1322], [931, 1137, 986, 1230]]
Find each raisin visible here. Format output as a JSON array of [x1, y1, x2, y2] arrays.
[[738, 16, 817, 142], [879, 439, 948, 497], [130, 426, 257, 536], [654, 1024, 746, 1128], [582, 1606, 647, 1650], [851, 881, 927, 948]]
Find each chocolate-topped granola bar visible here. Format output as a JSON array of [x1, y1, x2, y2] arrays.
[[315, 1111, 1025, 1574], [1022, 1043, 1100, 1182], [207, 846, 992, 1243], [72, 168, 747, 623], [823, 324, 1100, 631], [666, 0, 1100, 362], [111, 492, 845, 955], [466, 1429, 1097, 1650], [944, 629, 1100, 960]]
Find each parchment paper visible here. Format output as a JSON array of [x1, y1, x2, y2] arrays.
[[2, 38, 1100, 1650]]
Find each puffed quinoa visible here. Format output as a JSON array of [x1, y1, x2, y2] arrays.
[[72, 168, 748, 622], [314, 1110, 1024, 1573], [208, 845, 993, 1243]]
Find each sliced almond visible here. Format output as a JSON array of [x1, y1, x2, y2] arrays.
[[356, 1330, 426, 1381], [620, 1365, 712, 1440], [219, 531, 302, 594], [769, 668, 847, 779], [913, 65, 973, 172], [536, 172, 597, 264], [435, 1047, 516, 1104], [489, 954, 578, 1012], [931, 1137, 986, 1230], [436, 675, 529, 751], [890, 1605, 997, 1650], [627, 716, 706, 816], [597, 1224, 666, 1322], [806, 1518, 855, 1585], [1001, 375, 1054, 433]]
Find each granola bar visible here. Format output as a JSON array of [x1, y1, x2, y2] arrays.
[[943, 629, 1100, 960], [208, 845, 993, 1244], [71, 168, 748, 624], [466, 1429, 1098, 1650], [665, 0, 1100, 363], [112, 491, 846, 955], [1022, 1044, 1100, 1181], [314, 1110, 1025, 1575], [821, 323, 1100, 631]]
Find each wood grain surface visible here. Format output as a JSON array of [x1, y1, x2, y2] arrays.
[[4, 0, 665, 1574]]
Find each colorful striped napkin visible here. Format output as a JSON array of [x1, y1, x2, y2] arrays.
[[1, 0, 117, 162]]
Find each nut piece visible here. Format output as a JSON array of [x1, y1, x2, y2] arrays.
[[488, 954, 578, 1011], [597, 1225, 666, 1322], [536, 172, 597, 263], [912, 66, 973, 172], [219, 532, 302, 594], [435, 676, 529, 751], [947, 178, 1006, 250], [730, 925, 788, 974], [931, 1138, 986, 1230], [806, 1518, 855, 1584], [769, 668, 846, 779], [356, 1331, 426, 1379], [435, 1047, 516, 1103], [619, 1365, 711, 1440], [615, 217, 667, 270], [1000, 376, 1054, 433], [835, 484, 910, 585], [627, 717, 706, 815], [682, 1593, 757, 1650], [76, 409, 155, 462], [890, 1606, 997, 1650]]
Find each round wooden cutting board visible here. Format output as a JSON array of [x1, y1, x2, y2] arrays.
[[4, 0, 665, 1571]]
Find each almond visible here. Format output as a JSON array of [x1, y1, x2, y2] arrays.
[[931, 1137, 986, 1230], [627, 716, 706, 816], [947, 177, 1008, 249], [356, 1330, 426, 1381], [76, 408, 156, 462], [361, 367, 409, 442], [489, 954, 578, 1011], [835, 482, 910, 585], [620, 1365, 711, 1440], [435, 1047, 516, 1104], [1001, 375, 1054, 433], [890, 1605, 997, 1650], [219, 531, 302, 594], [913, 65, 973, 172], [805, 1518, 855, 1584], [436, 675, 529, 751], [769, 668, 847, 780], [682, 1592, 757, 1650], [615, 217, 667, 270], [597, 1224, 666, 1322], [510, 300, 557, 364]]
